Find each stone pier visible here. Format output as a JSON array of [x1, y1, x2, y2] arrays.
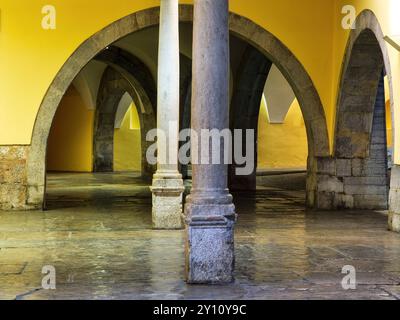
[[0, 146, 30, 210]]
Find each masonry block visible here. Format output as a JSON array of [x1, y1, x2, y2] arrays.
[[353, 194, 388, 210], [0, 146, 29, 210], [314, 157, 336, 176], [344, 184, 388, 196], [343, 176, 388, 186], [317, 175, 343, 193], [334, 193, 354, 209], [315, 192, 334, 210], [336, 159, 352, 177]]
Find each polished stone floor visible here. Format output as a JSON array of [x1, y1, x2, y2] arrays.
[[1, 172, 400, 300]]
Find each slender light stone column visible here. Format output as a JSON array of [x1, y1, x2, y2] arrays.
[[185, 0, 236, 284], [150, 0, 184, 229], [389, 165, 400, 232]]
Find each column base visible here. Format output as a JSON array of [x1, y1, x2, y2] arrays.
[[150, 176, 184, 229], [389, 212, 400, 233], [185, 201, 236, 284]]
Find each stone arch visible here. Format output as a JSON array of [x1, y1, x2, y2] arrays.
[[179, 53, 193, 179], [93, 46, 156, 177], [95, 46, 157, 109], [228, 44, 272, 191], [27, 5, 329, 208], [93, 66, 156, 177], [330, 10, 395, 210], [228, 13, 329, 159], [334, 10, 394, 158]]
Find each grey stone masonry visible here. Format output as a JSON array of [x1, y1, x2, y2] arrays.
[[0, 146, 31, 210], [312, 73, 389, 210]]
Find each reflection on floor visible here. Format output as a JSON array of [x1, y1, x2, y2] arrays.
[[1, 172, 400, 300]]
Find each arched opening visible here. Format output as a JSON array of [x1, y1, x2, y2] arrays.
[[45, 68, 149, 209], [228, 40, 309, 201], [113, 92, 142, 172], [332, 10, 395, 211], [43, 33, 158, 208], [92, 64, 154, 177]]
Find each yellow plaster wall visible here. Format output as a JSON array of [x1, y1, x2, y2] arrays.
[[47, 85, 94, 172], [258, 97, 308, 170], [0, 0, 334, 147], [114, 104, 142, 172]]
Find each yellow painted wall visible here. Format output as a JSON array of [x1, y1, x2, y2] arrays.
[[0, 0, 334, 146], [114, 104, 142, 172], [258, 97, 308, 170], [47, 86, 142, 172], [47, 85, 94, 172], [387, 100, 393, 148], [385, 76, 393, 148]]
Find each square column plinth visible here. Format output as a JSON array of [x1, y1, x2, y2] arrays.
[[185, 203, 236, 284], [151, 178, 184, 229]]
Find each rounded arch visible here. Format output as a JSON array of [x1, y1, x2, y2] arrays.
[[93, 66, 155, 176], [334, 9, 395, 158], [228, 43, 272, 191], [228, 13, 330, 159], [331, 9, 395, 211], [27, 5, 330, 207]]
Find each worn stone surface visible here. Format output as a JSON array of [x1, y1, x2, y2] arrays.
[[187, 220, 235, 284], [0, 146, 29, 210], [336, 159, 352, 177], [1, 172, 400, 300], [151, 178, 184, 229], [389, 212, 400, 233]]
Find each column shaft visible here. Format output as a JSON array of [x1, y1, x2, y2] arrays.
[[185, 0, 236, 284], [151, 0, 184, 229], [389, 165, 400, 232]]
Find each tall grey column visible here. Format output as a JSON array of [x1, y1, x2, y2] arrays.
[[150, 0, 184, 229], [185, 0, 236, 284]]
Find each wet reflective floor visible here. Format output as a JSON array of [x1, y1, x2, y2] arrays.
[[1, 172, 400, 300]]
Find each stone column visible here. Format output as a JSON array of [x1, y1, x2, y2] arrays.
[[185, 0, 236, 284], [389, 165, 400, 232], [150, 0, 184, 229]]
